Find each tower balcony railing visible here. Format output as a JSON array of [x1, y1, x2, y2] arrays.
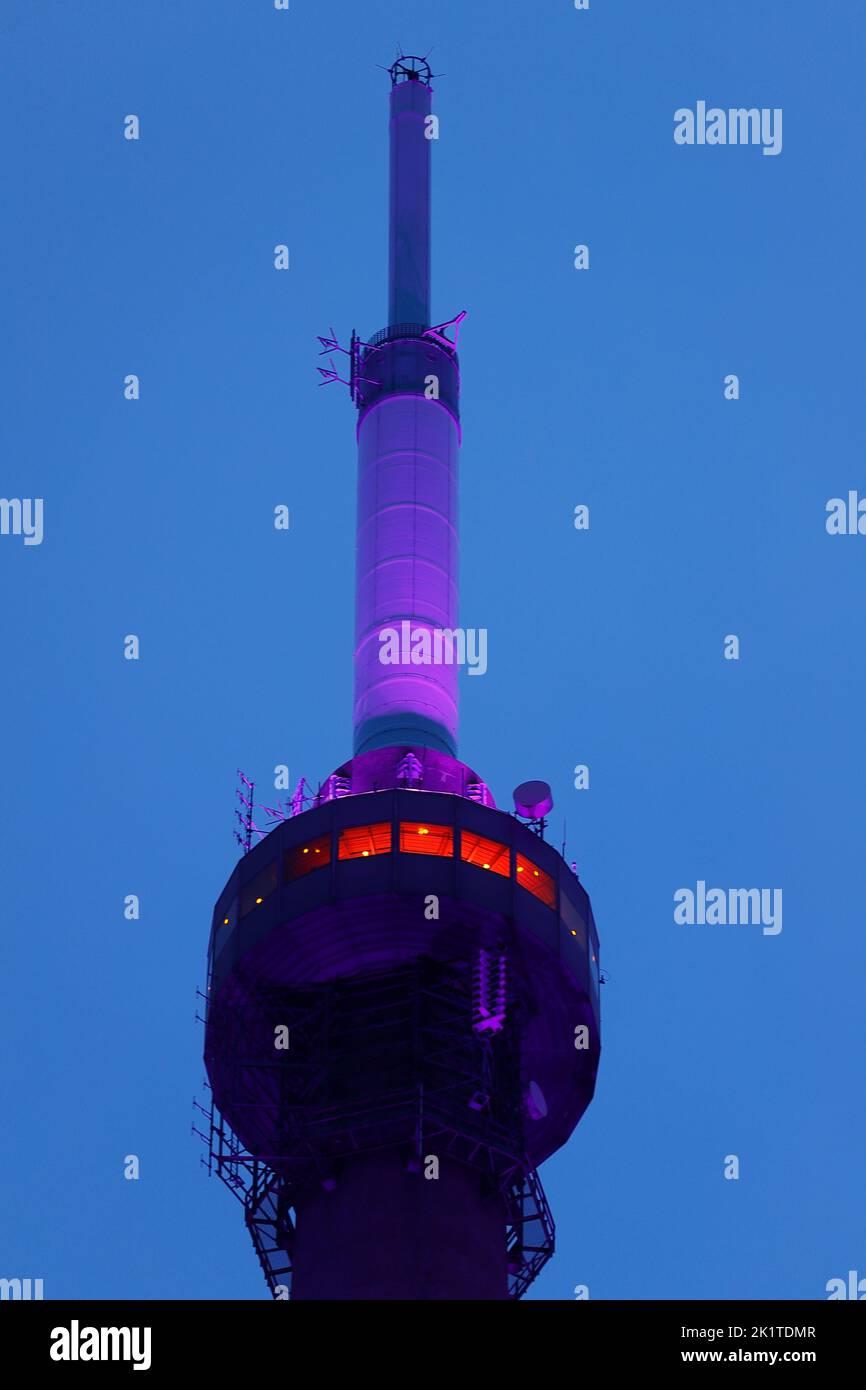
[[366, 322, 429, 348], [363, 322, 459, 360]]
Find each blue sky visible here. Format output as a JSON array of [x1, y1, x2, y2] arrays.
[[1, 0, 864, 1299]]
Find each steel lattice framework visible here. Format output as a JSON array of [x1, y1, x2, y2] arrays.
[[198, 955, 556, 1298]]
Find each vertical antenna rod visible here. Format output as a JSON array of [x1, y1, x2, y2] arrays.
[[388, 56, 432, 327]]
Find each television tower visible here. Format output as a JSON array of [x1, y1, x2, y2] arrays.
[[202, 55, 601, 1301]]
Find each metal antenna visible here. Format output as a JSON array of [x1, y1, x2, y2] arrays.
[[234, 770, 255, 854], [234, 770, 267, 852]]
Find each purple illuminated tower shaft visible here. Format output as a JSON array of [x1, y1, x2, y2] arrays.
[[353, 68, 460, 757]]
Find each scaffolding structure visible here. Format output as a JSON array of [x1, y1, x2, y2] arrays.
[[196, 954, 555, 1299]]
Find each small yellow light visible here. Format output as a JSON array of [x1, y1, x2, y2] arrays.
[[223, 917, 229, 925], [482, 862, 490, 869], [517, 866, 524, 873], [255, 897, 263, 905], [570, 930, 577, 937], [303, 847, 309, 854], [418, 827, 429, 835], [362, 850, 370, 857]]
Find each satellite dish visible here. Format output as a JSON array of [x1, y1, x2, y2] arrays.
[[513, 780, 553, 820], [524, 1081, 548, 1121]]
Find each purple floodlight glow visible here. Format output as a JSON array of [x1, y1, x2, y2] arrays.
[[353, 394, 459, 754]]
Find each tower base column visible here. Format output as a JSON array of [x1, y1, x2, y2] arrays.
[[290, 1150, 509, 1300]]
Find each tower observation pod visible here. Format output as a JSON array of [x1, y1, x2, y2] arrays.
[[203, 55, 601, 1301]]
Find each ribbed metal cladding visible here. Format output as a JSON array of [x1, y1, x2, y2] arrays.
[[353, 390, 459, 754]]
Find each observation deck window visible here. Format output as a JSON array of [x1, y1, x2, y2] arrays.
[[338, 822, 392, 860], [399, 821, 454, 857], [460, 832, 510, 877], [240, 860, 279, 917], [284, 834, 331, 882], [515, 853, 556, 908]]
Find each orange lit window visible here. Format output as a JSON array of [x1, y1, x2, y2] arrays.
[[515, 853, 556, 908], [400, 822, 454, 857], [460, 832, 510, 877], [338, 822, 392, 860], [284, 834, 331, 882]]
